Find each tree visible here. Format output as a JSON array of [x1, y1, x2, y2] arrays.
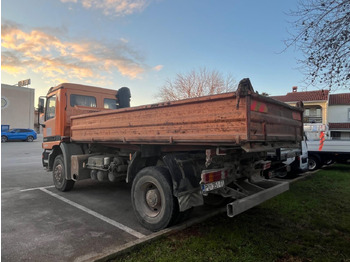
[[157, 67, 237, 101], [285, 0, 350, 90]]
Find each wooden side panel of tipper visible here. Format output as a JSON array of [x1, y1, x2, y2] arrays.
[[70, 93, 249, 146], [248, 94, 303, 143]]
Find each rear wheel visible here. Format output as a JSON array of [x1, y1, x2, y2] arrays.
[[308, 155, 321, 171], [1, 136, 8, 143], [26, 136, 34, 142], [53, 155, 75, 192], [131, 166, 176, 232]]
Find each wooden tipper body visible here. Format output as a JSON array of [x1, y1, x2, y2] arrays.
[[42, 79, 303, 232], [70, 90, 303, 151]]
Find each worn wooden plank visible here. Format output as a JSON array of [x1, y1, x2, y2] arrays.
[[70, 91, 303, 147], [71, 93, 248, 145]]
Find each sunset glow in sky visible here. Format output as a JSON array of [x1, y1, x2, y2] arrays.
[[2, 0, 307, 106]]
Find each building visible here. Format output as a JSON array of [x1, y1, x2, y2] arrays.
[[272, 86, 329, 125], [1, 84, 35, 130], [271, 86, 350, 140], [328, 93, 350, 140]]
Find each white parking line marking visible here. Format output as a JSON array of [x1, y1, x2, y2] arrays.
[[20, 185, 55, 192], [40, 188, 146, 239]]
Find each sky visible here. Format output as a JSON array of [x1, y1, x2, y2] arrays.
[[1, 0, 316, 106]]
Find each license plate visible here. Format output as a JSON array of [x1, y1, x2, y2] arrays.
[[201, 180, 225, 192]]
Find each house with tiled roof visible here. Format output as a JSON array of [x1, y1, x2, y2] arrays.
[[327, 93, 350, 139], [271, 86, 329, 126], [271, 87, 350, 140]]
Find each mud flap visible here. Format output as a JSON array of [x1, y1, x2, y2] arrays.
[[163, 154, 203, 212], [60, 143, 84, 180]]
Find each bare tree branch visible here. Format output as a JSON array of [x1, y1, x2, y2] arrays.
[[285, 0, 350, 91], [156, 67, 237, 102]]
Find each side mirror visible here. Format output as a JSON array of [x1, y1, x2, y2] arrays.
[[38, 97, 46, 129], [38, 98, 45, 113]]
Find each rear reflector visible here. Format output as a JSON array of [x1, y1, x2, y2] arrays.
[[201, 168, 229, 184], [255, 161, 271, 170], [263, 161, 271, 170]]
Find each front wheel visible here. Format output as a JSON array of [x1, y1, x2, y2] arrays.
[[53, 155, 75, 192], [131, 166, 176, 232], [26, 136, 34, 142], [308, 156, 321, 171]]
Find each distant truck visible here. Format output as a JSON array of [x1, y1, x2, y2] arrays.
[[304, 124, 350, 170], [39, 78, 303, 231], [265, 140, 308, 178], [287, 140, 308, 174], [306, 139, 350, 170]]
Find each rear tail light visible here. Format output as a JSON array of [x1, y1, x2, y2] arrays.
[[201, 168, 229, 184], [256, 161, 271, 170], [263, 161, 271, 170]]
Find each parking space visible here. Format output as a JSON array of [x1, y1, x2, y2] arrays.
[[2, 137, 307, 261], [1, 138, 154, 261]]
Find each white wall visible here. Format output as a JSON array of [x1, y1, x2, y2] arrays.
[[328, 105, 350, 122], [1, 84, 35, 129]]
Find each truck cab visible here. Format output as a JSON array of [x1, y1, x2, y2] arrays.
[[41, 83, 120, 169]]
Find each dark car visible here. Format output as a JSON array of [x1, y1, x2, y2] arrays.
[[1, 128, 37, 142]]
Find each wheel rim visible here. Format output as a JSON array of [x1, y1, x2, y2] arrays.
[[54, 163, 64, 186], [27, 136, 33, 142], [138, 182, 163, 218], [309, 159, 316, 170], [1, 136, 7, 142]]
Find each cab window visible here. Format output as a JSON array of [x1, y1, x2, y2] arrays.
[[70, 94, 97, 107], [46, 95, 56, 120], [104, 98, 117, 109]]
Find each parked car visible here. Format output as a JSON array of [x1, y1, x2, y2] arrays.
[[1, 128, 37, 142]]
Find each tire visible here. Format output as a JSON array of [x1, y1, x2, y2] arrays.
[[26, 136, 34, 142], [131, 166, 176, 232], [308, 155, 321, 171], [277, 160, 298, 179], [1, 136, 8, 143], [53, 155, 75, 192]]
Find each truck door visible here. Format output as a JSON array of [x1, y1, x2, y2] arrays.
[[44, 95, 57, 139]]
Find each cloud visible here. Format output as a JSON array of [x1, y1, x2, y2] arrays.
[[153, 65, 163, 71], [61, 0, 150, 16], [1, 21, 147, 81]]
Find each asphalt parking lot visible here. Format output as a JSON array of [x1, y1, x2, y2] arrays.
[[2, 136, 305, 261], [2, 136, 229, 262], [1, 137, 156, 261]]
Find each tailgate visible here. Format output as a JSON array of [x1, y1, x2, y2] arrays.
[[248, 94, 303, 143]]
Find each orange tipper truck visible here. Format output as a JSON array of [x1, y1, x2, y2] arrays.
[[39, 78, 304, 231]]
